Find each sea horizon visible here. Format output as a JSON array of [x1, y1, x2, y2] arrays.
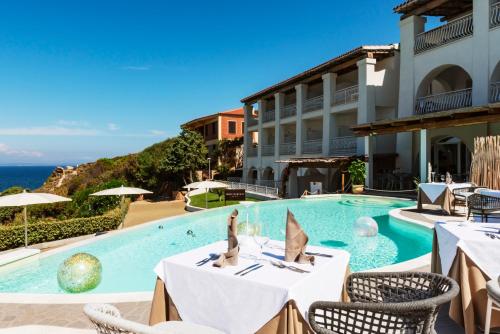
[[0, 166, 59, 192]]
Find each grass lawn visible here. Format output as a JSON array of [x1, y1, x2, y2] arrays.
[[189, 191, 260, 209]]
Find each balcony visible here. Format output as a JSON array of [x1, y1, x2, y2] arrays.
[[333, 85, 359, 106], [303, 139, 323, 154], [492, 1, 500, 29], [304, 95, 323, 113], [415, 14, 473, 54], [491, 82, 500, 103], [247, 146, 258, 157], [280, 142, 296, 155], [282, 104, 297, 118], [263, 110, 275, 123], [415, 88, 472, 114], [329, 136, 357, 156], [247, 117, 258, 127], [261, 144, 275, 156]]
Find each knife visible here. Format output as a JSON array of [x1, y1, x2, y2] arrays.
[[234, 263, 260, 275], [305, 252, 333, 258]]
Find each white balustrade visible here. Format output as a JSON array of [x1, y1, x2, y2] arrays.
[[304, 95, 323, 113], [280, 142, 296, 155], [247, 146, 258, 157], [261, 144, 275, 156], [220, 181, 279, 198], [247, 117, 258, 127], [415, 14, 473, 54], [491, 1, 500, 28], [333, 85, 359, 106], [415, 88, 472, 114], [491, 82, 500, 103], [262, 109, 275, 123], [329, 136, 357, 156], [281, 104, 297, 118], [303, 139, 323, 154]]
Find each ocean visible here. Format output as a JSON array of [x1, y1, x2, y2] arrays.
[[0, 166, 56, 192]]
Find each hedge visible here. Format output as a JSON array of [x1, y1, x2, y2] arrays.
[[0, 208, 123, 251]]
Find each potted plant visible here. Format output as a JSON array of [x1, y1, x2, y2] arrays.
[[348, 159, 366, 194]]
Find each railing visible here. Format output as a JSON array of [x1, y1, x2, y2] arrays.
[[415, 14, 473, 54], [491, 82, 500, 103], [303, 139, 323, 154], [491, 1, 500, 28], [261, 144, 275, 156], [263, 109, 275, 123], [247, 117, 258, 127], [257, 180, 282, 189], [282, 104, 297, 118], [415, 88, 472, 114], [221, 181, 279, 198], [247, 146, 258, 157], [280, 142, 296, 155], [333, 85, 359, 106], [304, 95, 323, 113], [330, 136, 357, 156]]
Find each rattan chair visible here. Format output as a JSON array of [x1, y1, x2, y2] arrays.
[[452, 186, 484, 213], [309, 272, 459, 334], [84, 303, 223, 334], [467, 193, 500, 222]]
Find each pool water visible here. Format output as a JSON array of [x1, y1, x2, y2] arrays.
[[0, 196, 431, 294]]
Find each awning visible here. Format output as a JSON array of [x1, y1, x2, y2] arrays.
[[351, 103, 500, 136]]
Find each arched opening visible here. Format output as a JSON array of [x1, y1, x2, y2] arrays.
[[416, 65, 472, 114], [430, 135, 471, 182], [490, 61, 500, 103], [247, 167, 258, 185], [261, 167, 275, 187]]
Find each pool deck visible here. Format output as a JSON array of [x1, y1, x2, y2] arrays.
[[0, 198, 473, 333]]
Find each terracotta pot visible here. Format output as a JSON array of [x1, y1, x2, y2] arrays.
[[352, 184, 364, 194]]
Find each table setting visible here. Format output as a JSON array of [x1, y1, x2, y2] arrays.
[[432, 221, 500, 334], [417, 182, 472, 215], [149, 209, 350, 334]]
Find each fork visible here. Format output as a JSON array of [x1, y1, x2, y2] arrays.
[[270, 260, 310, 273]]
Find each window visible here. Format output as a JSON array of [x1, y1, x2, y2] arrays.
[[211, 122, 217, 134], [228, 121, 236, 134], [241, 121, 245, 133]]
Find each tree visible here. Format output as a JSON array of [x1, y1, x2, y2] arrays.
[[214, 137, 244, 169]]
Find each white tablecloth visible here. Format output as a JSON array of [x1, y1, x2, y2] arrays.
[[476, 188, 500, 199], [435, 222, 500, 279], [419, 183, 472, 203], [154, 240, 350, 334]]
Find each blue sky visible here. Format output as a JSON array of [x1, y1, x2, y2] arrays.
[[0, 0, 406, 165]]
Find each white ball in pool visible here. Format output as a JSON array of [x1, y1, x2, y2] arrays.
[[354, 217, 378, 237]]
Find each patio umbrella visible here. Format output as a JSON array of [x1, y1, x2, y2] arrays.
[[91, 185, 153, 214], [184, 180, 228, 208], [0, 190, 71, 247]]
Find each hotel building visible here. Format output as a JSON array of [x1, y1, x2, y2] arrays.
[[241, 0, 500, 198]]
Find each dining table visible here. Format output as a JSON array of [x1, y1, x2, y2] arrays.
[[432, 221, 500, 334], [417, 182, 472, 215], [149, 239, 351, 334]]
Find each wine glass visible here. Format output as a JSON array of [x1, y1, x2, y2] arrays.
[[431, 172, 436, 183], [440, 174, 445, 183], [252, 222, 270, 259]]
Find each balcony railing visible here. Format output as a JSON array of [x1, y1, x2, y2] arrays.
[[261, 144, 275, 156], [263, 110, 275, 123], [247, 146, 258, 157], [282, 104, 297, 118], [280, 142, 296, 155], [304, 95, 323, 113], [491, 82, 500, 103], [491, 1, 500, 28], [247, 117, 258, 127], [415, 88, 472, 114], [303, 139, 323, 154], [415, 14, 473, 54], [333, 85, 359, 106], [329, 136, 357, 156]]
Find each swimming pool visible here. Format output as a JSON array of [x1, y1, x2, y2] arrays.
[[0, 195, 431, 294]]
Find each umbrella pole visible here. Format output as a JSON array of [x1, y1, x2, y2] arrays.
[[23, 206, 28, 248], [119, 195, 125, 229]]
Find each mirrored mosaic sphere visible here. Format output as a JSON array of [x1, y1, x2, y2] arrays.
[[57, 253, 102, 293], [354, 216, 379, 237]]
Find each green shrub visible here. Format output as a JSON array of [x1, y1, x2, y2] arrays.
[[347, 159, 366, 185], [0, 208, 123, 251], [0, 186, 24, 225]]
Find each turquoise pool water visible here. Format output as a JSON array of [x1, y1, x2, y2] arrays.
[[0, 196, 431, 294]]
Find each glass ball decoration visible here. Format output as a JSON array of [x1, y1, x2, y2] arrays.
[[354, 217, 378, 237], [57, 253, 102, 293]]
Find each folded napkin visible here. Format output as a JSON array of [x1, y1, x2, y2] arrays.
[[214, 209, 239, 268], [284, 209, 314, 265]]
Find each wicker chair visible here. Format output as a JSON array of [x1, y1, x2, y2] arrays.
[[309, 272, 459, 334], [467, 193, 500, 222], [452, 186, 484, 213], [83, 303, 223, 334]]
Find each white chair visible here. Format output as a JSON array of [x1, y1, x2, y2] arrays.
[[485, 277, 500, 334], [84, 303, 224, 334]]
